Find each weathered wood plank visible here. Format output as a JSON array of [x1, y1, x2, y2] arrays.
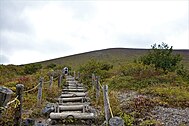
[[66, 78, 75, 81], [62, 89, 86, 92], [50, 112, 95, 119], [103, 85, 111, 124], [95, 76, 100, 102], [63, 86, 84, 89], [37, 78, 43, 107], [14, 84, 24, 126], [57, 97, 85, 102], [58, 104, 84, 111], [58, 74, 62, 87], [58, 102, 90, 106], [60, 92, 86, 98]]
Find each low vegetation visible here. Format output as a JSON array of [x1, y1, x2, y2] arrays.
[[77, 43, 189, 125], [0, 43, 189, 125]]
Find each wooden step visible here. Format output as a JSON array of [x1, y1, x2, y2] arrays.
[[58, 102, 90, 106], [63, 86, 84, 89], [57, 97, 85, 102], [58, 104, 85, 111], [65, 83, 83, 87], [60, 92, 87, 98], [50, 112, 95, 120], [62, 89, 86, 92]]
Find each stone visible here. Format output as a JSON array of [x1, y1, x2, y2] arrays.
[[42, 103, 54, 116], [109, 116, 124, 126], [35, 121, 47, 126], [22, 118, 35, 126]]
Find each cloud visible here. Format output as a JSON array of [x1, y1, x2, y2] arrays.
[[0, 54, 9, 64], [0, 0, 188, 65]]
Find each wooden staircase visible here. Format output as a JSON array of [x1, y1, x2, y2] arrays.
[[49, 75, 96, 125]]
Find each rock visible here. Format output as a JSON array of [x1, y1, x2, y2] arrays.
[[22, 118, 35, 126], [109, 116, 125, 126], [152, 106, 189, 126], [35, 121, 47, 126], [42, 103, 54, 116]]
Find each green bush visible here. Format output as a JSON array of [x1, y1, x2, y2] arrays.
[[46, 63, 56, 69], [140, 43, 182, 72], [24, 63, 42, 74], [78, 59, 113, 87], [177, 65, 189, 82]]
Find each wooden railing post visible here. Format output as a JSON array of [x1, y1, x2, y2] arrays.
[[58, 74, 62, 87], [37, 78, 43, 107], [103, 85, 111, 124], [92, 74, 95, 91], [74, 71, 76, 80], [95, 76, 100, 102], [49, 76, 53, 89], [78, 72, 80, 79], [14, 84, 24, 126]]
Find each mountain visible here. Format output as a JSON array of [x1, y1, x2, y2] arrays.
[[37, 48, 189, 69]]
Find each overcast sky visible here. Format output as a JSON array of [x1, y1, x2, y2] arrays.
[[0, 0, 188, 65]]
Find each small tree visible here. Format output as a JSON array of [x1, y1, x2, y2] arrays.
[[140, 42, 182, 72]]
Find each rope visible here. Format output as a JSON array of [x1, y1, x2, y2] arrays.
[[24, 83, 40, 93], [43, 80, 50, 84], [53, 76, 59, 80], [6, 95, 20, 108], [98, 81, 103, 89], [0, 95, 21, 111], [108, 99, 114, 118]]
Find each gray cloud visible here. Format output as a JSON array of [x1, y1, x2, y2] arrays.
[[0, 0, 188, 64], [0, 54, 9, 64], [117, 15, 188, 49], [57, 1, 95, 20], [0, 0, 34, 33]]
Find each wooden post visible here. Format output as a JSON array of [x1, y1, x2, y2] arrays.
[[37, 78, 43, 107], [78, 72, 80, 79], [74, 71, 76, 80], [95, 76, 100, 102], [103, 85, 110, 124], [49, 76, 53, 89], [92, 74, 95, 91], [58, 74, 62, 87], [14, 84, 24, 126]]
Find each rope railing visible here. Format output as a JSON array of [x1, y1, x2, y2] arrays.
[[1, 70, 65, 125], [53, 76, 59, 80], [0, 95, 20, 111], [24, 83, 40, 93], [107, 95, 114, 118], [7, 95, 20, 108], [43, 80, 51, 84], [98, 81, 103, 89], [91, 74, 114, 124], [98, 80, 113, 118]]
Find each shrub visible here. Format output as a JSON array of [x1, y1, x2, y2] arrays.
[[140, 43, 182, 72], [24, 63, 42, 74], [46, 63, 56, 69], [78, 59, 113, 87]]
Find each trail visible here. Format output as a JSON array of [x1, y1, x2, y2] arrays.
[[41, 75, 96, 126]]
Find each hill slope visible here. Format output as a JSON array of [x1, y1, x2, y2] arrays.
[[37, 48, 189, 69]]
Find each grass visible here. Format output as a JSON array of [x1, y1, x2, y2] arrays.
[[0, 70, 62, 125], [1, 47, 189, 125], [140, 85, 189, 107]]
